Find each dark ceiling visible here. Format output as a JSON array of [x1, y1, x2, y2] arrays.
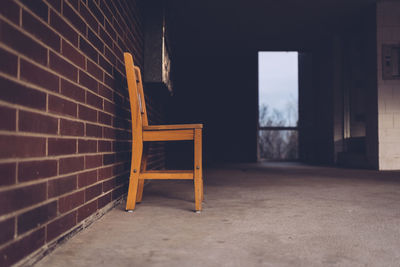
[[169, 0, 377, 54]]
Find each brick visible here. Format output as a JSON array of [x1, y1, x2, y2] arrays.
[[49, 52, 78, 81], [59, 156, 84, 174], [17, 201, 57, 234], [85, 154, 102, 169], [103, 127, 116, 139], [0, 0, 20, 25], [98, 84, 113, 100], [98, 111, 112, 125], [0, 47, 18, 76], [99, 54, 113, 74], [80, 1, 98, 31], [113, 163, 127, 175], [78, 139, 97, 153], [20, 0, 48, 21], [104, 46, 116, 64], [79, 70, 98, 92], [117, 128, 131, 140], [87, 59, 103, 81], [98, 140, 112, 152], [104, 73, 115, 88], [113, 44, 124, 62], [102, 177, 116, 192], [79, 37, 98, 62], [0, 135, 46, 159], [19, 110, 58, 134], [66, 0, 79, 9], [48, 138, 76, 155], [0, 163, 16, 186], [116, 151, 130, 162], [105, 20, 116, 40], [50, 10, 78, 46], [0, 218, 14, 245], [85, 183, 102, 201], [47, 0, 61, 12], [0, 77, 46, 110], [0, 183, 46, 215], [86, 123, 102, 137], [86, 91, 103, 109], [99, 26, 113, 48], [98, 166, 112, 180], [88, 27, 103, 52], [112, 185, 126, 200], [115, 141, 130, 152], [77, 200, 97, 222], [113, 92, 123, 106], [60, 118, 84, 136], [97, 192, 111, 209], [18, 160, 57, 182], [0, 228, 45, 267], [78, 105, 97, 122], [62, 39, 85, 69], [48, 175, 77, 198], [20, 59, 59, 92], [103, 100, 115, 114], [88, 0, 104, 25], [60, 78, 85, 103], [99, 0, 112, 21], [63, 1, 86, 35], [0, 21, 47, 65], [103, 153, 115, 165], [22, 10, 60, 51], [58, 190, 84, 213], [78, 170, 97, 188], [47, 211, 77, 242], [114, 117, 130, 129], [0, 106, 16, 131], [49, 95, 77, 117]]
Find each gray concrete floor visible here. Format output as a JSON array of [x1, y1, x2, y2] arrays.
[[36, 163, 400, 267]]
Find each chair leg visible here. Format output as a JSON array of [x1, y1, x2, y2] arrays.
[[194, 129, 202, 212], [136, 145, 148, 203], [201, 176, 204, 202], [126, 171, 139, 211], [126, 146, 143, 211], [136, 179, 144, 203]]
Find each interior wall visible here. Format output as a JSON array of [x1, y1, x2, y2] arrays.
[[376, 0, 400, 170], [298, 39, 336, 165], [169, 53, 258, 164]]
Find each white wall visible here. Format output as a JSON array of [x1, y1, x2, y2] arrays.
[[377, 0, 400, 170]]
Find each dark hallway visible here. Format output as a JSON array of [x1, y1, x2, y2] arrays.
[[1, 0, 400, 266]]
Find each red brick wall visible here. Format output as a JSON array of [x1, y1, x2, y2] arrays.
[[0, 0, 163, 265]]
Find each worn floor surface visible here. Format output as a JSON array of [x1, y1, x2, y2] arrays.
[[36, 163, 400, 267]]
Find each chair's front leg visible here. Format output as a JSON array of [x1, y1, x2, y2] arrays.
[[194, 129, 203, 212]]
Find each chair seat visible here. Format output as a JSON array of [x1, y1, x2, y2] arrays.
[[139, 170, 194, 179], [143, 124, 203, 130]]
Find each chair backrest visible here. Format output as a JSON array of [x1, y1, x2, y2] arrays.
[[124, 53, 148, 141]]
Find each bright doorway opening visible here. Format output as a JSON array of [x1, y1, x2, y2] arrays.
[[258, 52, 299, 161]]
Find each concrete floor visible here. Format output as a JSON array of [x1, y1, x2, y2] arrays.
[[36, 163, 400, 267]]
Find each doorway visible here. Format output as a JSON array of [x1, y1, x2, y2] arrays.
[[258, 51, 299, 161]]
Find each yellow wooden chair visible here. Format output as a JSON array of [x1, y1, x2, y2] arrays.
[[124, 53, 204, 212]]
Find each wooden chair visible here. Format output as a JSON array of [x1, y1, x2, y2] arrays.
[[123, 53, 204, 212]]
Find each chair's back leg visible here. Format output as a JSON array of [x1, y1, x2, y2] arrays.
[[126, 143, 143, 211], [194, 129, 203, 212]]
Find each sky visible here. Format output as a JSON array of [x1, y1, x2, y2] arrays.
[[258, 51, 298, 126]]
